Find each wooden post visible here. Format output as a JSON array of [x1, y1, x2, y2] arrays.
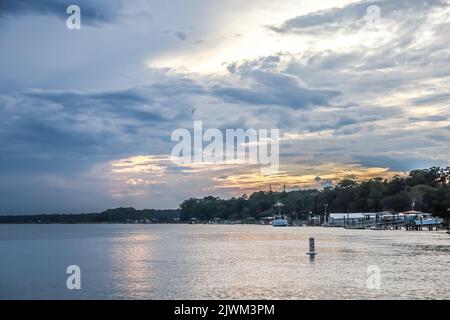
[[307, 237, 317, 261]]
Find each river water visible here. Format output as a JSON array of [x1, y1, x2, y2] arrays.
[[0, 224, 449, 299]]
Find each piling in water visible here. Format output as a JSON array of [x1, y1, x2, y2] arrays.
[[307, 237, 317, 260]]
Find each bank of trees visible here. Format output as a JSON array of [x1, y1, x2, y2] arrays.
[[179, 167, 450, 221], [0, 208, 180, 223], [1, 167, 449, 224]]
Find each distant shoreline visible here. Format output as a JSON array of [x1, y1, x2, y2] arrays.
[[1, 167, 450, 227], [0, 207, 180, 224]]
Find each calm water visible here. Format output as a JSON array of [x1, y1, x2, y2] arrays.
[[0, 224, 449, 300]]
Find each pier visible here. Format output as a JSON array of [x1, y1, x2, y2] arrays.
[[335, 212, 444, 231]]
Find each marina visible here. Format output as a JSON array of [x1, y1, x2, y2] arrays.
[[199, 210, 447, 232], [327, 211, 444, 231]]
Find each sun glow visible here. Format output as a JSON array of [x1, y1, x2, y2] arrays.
[[146, 0, 364, 74]]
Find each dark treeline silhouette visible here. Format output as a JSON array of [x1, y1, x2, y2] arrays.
[[0, 208, 180, 224], [1, 167, 449, 224], [180, 167, 450, 221]]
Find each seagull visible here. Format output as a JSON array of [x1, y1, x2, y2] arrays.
[[191, 107, 197, 114]]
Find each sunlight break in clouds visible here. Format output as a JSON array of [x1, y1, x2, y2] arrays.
[[0, 0, 450, 212]]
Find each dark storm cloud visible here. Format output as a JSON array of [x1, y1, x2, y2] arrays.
[[411, 92, 450, 106], [0, 0, 123, 25], [213, 70, 340, 109], [409, 115, 449, 122], [22, 89, 168, 124], [275, 105, 400, 135], [354, 154, 448, 172], [426, 133, 450, 142], [0, 82, 200, 175]]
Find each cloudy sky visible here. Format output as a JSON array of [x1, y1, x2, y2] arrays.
[[1, 0, 449, 213]]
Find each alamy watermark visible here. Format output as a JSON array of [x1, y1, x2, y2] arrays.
[[171, 121, 279, 175], [366, 265, 381, 290], [66, 5, 81, 30], [365, 5, 381, 30], [66, 265, 81, 290]]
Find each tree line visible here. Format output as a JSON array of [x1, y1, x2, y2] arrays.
[[0, 208, 180, 224], [1, 167, 449, 223], [179, 167, 450, 221]]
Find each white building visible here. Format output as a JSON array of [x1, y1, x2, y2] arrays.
[[328, 213, 366, 226]]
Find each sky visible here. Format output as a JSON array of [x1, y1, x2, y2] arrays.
[[0, 0, 449, 213]]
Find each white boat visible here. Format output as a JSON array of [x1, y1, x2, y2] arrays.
[[272, 201, 288, 227], [414, 217, 443, 226], [272, 218, 288, 227]]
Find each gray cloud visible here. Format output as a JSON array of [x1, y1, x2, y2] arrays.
[[213, 69, 340, 109], [0, 80, 205, 177], [270, 0, 448, 33], [409, 115, 448, 122], [174, 31, 189, 41], [0, 0, 123, 25], [354, 154, 448, 171], [412, 92, 450, 106]]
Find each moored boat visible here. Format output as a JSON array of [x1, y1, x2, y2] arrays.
[[272, 218, 288, 227], [272, 201, 288, 227]]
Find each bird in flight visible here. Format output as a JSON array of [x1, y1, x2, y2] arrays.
[[191, 107, 197, 114]]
